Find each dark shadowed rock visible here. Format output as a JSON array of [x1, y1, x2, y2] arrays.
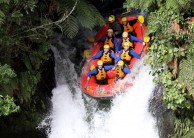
[[149, 83, 175, 138]]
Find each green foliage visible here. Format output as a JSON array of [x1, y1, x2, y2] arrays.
[[178, 57, 194, 95], [58, 0, 105, 38], [124, 0, 194, 136], [172, 118, 194, 138], [0, 95, 19, 116], [0, 0, 10, 4], [0, 64, 16, 84], [19, 71, 41, 103], [123, 0, 162, 11], [129, 0, 194, 111], [0, 10, 5, 26]]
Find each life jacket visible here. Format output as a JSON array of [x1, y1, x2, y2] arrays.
[[121, 50, 131, 61], [104, 37, 114, 49], [96, 68, 107, 80], [115, 66, 125, 78], [100, 51, 113, 63], [123, 23, 133, 33], [122, 38, 133, 48]]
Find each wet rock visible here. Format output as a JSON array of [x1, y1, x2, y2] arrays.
[[149, 83, 175, 138]]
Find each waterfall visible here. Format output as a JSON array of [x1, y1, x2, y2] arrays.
[[40, 35, 159, 138]]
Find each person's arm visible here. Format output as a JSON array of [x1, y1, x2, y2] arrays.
[[104, 65, 115, 71], [129, 50, 140, 59], [87, 68, 98, 77], [92, 50, 103, 59], [110, 52, 119, 63], [117, 50, 122, 61], [130, 35, 143, 43], [123, 67, 131, 74], [110, 52, 117, 60], [97, 36, 106, 43], [114, 38, 121, 52]]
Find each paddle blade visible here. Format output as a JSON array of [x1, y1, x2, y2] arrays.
[[87, 37, 95, 43], [83, 50, 89, 58]]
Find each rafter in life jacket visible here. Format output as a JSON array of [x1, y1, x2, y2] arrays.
[[121, 50, 131, 61], [95, 67, 107, 80], [100, 50, 113, 63], [104, 36, 114, 49], [115, 66, 125, 78], [122, 38, 133, 48]]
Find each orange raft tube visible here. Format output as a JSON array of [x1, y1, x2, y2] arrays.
[[81, 15, 147, 99]]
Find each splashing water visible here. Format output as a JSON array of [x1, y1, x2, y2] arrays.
[[89, 59, 158, 138], [40, 37, 158, 138]]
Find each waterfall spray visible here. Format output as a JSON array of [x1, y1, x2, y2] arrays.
[[40, 37, 158, 138]]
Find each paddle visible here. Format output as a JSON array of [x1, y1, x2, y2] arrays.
[[84, 77, 90, 89], [137, 15, 145, 56], [83, 50, 90, 58]]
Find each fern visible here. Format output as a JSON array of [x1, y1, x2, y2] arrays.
[[0, 10, 5, 26], [60, 15, 79, 38], [123, 0, 157, 11], [58, 0, 104, 38], [0, 0, 10, 4], [166, 0, 180, 12], [178, 57, 194, 95], [75, 0, 104, 29]]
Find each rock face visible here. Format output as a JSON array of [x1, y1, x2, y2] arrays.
[[149, 84, 175, 138]]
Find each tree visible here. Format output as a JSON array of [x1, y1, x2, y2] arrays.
[[0, 0, 104, 117]]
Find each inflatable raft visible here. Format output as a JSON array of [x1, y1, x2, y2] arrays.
[[81, 15, 147, 99]]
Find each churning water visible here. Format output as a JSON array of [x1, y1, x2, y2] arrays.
[[40, 37, 159, 138]]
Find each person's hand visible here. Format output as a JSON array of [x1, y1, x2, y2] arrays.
[[112, 67, 116, 70], [94, 42, 97, 46], [115, 51, 119, 56], [87, 77, 90, 80], [115, 32, 118, 35], [87, 58, 92, 62], [142, 42, 145, 46]]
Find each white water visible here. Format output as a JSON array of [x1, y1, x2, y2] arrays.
[[89, 59, 158, 138], [40, 38, 159, 138]]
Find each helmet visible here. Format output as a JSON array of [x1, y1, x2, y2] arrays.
[[90, 65, 95, 70], [123, 42, 130, 47], [138, 15, 144, 24], [104, 44, 110, 49], [107, 29, 113, 33], [118, 60, 124, 67], [122, 17, 127, 22], [144, 36, 150, 42], [122, 32, 128, 37], [97, 60, 103, 66], [108, 15, 115, 22]]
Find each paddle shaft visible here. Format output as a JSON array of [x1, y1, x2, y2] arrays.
[[139, 23, 145, 56], [84, 78, 90, 89]]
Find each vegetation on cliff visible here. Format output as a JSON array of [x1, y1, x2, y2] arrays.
[[0, 0, 103, 133], [124, 0, 194, 137]]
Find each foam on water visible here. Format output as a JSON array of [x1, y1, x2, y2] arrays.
[[40, 42, 158, 138]]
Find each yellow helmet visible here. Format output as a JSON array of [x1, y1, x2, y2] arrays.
[[123, 41, 131, 47], [97, 60, 103, 66], [104, 44, 110, 49], [144, 36, 150, 42], [107, 29, 113, 33], [118, 60, 124, 67], [90, 65, 95, 70], [108, 15, 115, 22], [138, 15, 144, 24], [122, 17, 127, 22], [122, 32, 128, 37]]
